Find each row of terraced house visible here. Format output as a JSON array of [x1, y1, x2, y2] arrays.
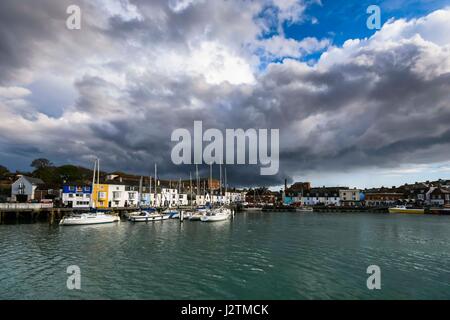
[[7, 173, 246, 209], [283, 180, 450, 207]]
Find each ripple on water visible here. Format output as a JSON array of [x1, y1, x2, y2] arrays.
[[0, 213, 449, 299]]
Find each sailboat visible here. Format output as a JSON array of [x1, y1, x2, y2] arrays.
[[242, 189, 263, 211], [60, 158, 119, 226], [130, 164, 170, 222], [189, 165, 208, 221], [201, 164, 232, 222], [126, 176, 145, 220]]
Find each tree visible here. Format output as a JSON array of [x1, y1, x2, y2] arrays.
[[0, 165, 9, 178], [31, 158, 53, 170]]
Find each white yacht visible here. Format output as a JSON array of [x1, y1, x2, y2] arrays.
[[189, 206, 209, 221], [59, 212, 119, 225], [200, 207, 232, 222], [60, 158, 120, 226]]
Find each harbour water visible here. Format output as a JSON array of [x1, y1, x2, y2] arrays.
[[0, 212, 449, 300]]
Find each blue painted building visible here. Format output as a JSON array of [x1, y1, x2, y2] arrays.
[[62, 186, 92, 208]]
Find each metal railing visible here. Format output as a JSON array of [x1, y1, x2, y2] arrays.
[[0, 203, 54, 209]]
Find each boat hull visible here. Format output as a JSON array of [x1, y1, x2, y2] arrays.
[[200, 215, 229, 222], [59, 214, 119, 226], [388, 208, 424, 214], [130, 214, 169, 222]]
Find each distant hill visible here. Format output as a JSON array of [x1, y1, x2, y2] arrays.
[[31, 165, 102, 188]]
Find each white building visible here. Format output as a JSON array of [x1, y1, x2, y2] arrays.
[[61, 186, 91, 208], [107, 184, 139, 208], [225, 191, 245, 203], [11, 176, 44, 202], [302, 188, 341, 206], [339, 189, 361, 206]]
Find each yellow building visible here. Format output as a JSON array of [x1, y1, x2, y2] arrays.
[[92, 184, 109, 208]]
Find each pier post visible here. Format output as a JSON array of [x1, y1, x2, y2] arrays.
[[180, 210, 184, 222], [49, 209, 54, 225], [0, 211, 3, 224]]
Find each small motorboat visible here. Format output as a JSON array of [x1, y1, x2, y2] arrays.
[[200, 207, 232, 222], [127, 208, 156, 220], [129, 211, 169, 222], [388, 206, 424, 214], [162, 208, 180, 219], [59, 212, 120, 226], [296, 207, 314, 213]]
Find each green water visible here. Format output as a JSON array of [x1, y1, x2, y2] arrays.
[[0, 212, 449, 299]]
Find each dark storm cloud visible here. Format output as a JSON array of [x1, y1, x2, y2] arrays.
[[0, 1, 450, 187]]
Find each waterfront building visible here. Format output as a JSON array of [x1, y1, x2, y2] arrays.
[[106, 183, 139, 208], [398, 182, 429, 204], [92, 183, 109, 208], [61, 186, 91, 208], [427, 187, 450, 206], [339, 188, 361, 207], [10, 176, 44, 202], [246, 189, 277, 205], [284, 181, 311, 205], [364, 189, 403, 206], [225, 191, 244, 204], [302, 187, 342, 206]]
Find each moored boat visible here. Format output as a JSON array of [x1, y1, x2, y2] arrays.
[[296, 206, 314, 213], [200, 207, 231, 222], [388, 206, 424, 214], [129, 211, 169, 222], [162, 208, 179, 219], [429, 207, 450, 215], [188, 206, 209, 221], [59, 212, 119, 225], [60, 158, 120, 226]]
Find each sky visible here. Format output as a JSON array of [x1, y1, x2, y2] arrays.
[[1, 0, 450, 189]]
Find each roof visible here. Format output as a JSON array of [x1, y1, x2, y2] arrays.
[[21, 176, 44, 185]]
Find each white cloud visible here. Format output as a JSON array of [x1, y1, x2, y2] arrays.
[[0, 86, 31, 100], [259, 36, 330, 59]]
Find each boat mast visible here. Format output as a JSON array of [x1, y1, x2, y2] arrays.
[[219, 163, 222, 204], [190, 171, 193, 209], [149, 175, 152, 206], [97, 158, 100, 186], [154, 163, 157, 207], [91, 158, 97, 209], [196, 164, 199, 204], [138, 176, 143, 208], [210, 163, 212, 205], [224, 166, 227, 204]]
